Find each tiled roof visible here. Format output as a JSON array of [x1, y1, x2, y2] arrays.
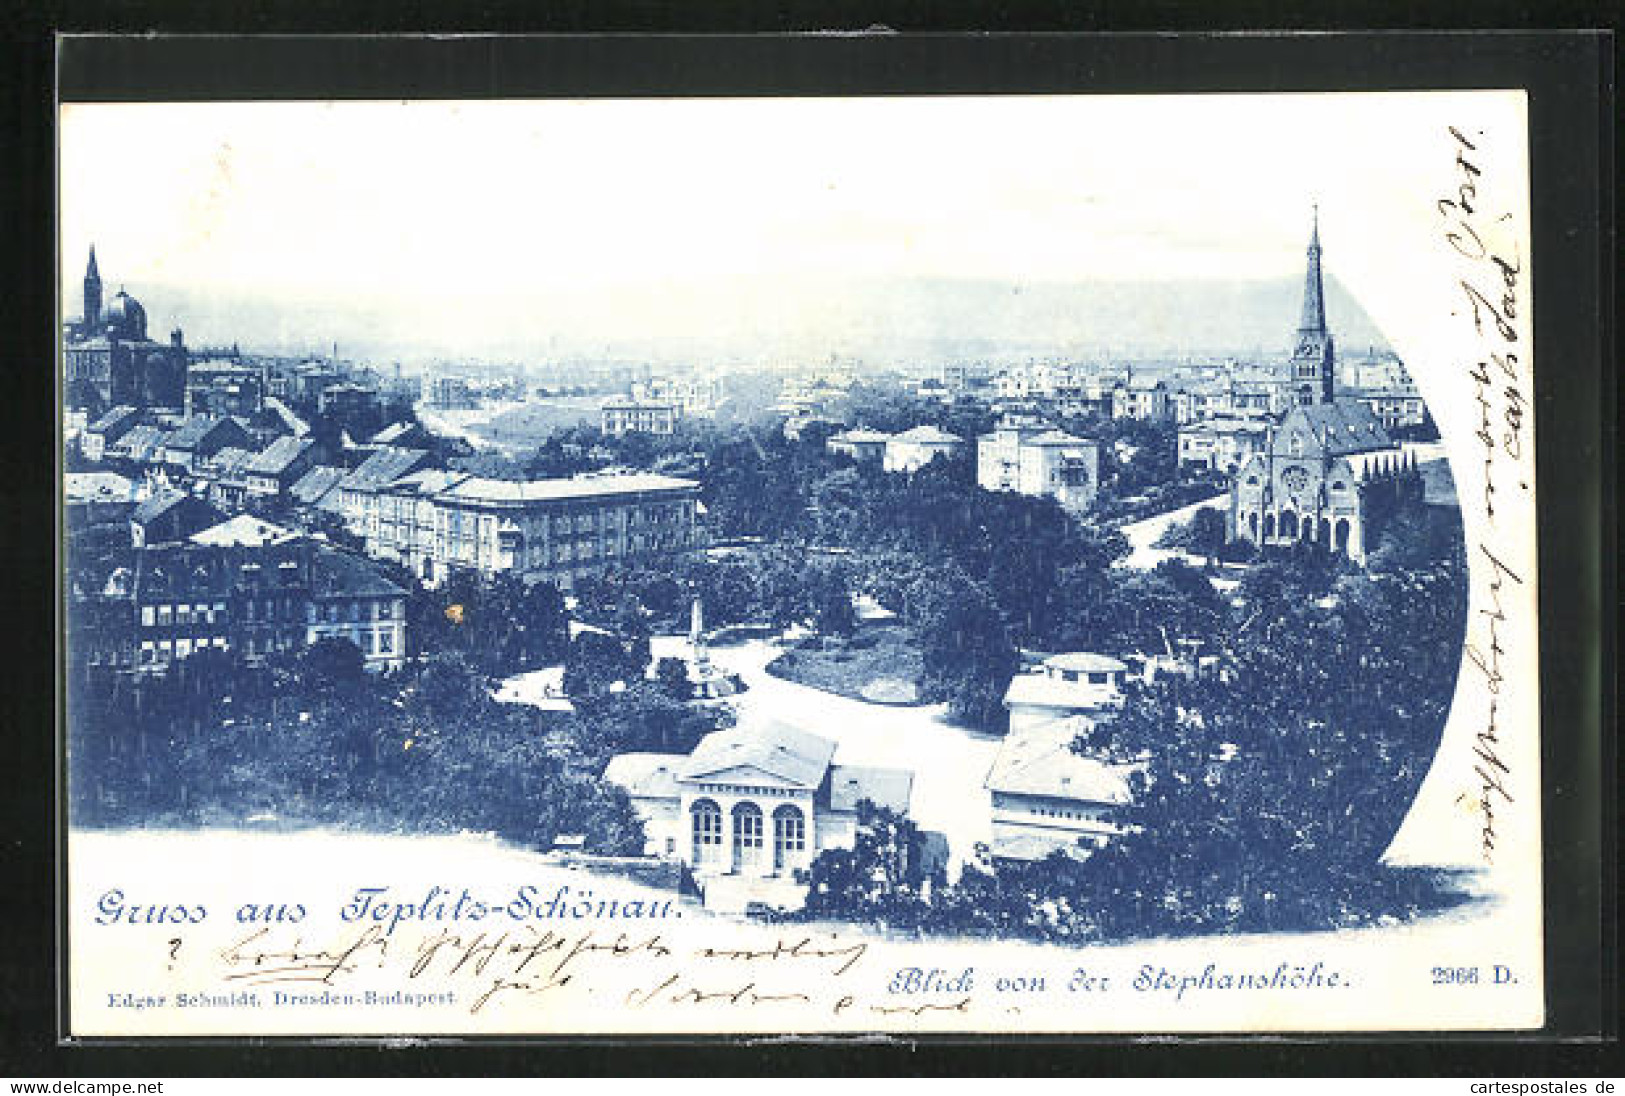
[[87, 405, 140, 434], [984, 727, 1137, 804], [1275, 399, 1394, 457], [890, 425, 962, 444], [207, 447, 258, 477], [164, 416, 227, 450], [603, 752, 686, 799], [189, 514, 302, 548], [309, 546, 404, 600], [113, 425, 169, 460], [339, 447, 429, 491], [246, 435, 313, 476], [680, 721, 837, 789], [131, 489, 194, 525], [289, 465, 347, 507], [827, 764, 913, 814], [436, 472, 699, 505]]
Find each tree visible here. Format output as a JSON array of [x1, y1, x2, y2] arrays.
[[800, 803, 931, 924], [812, 571, 857, 637], [908, 571, 1019, 732], [296, 636, 367, 694], [654, 656, 693, 700], [562, 630, 636, 699]]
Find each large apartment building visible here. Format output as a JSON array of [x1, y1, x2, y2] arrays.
[[67, 540, 408, 677], [357, 470, 703, 588], [977, 415, 1100, 514]]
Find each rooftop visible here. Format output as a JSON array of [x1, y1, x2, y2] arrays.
[[602, 752, 684, 799], [246, 435, 315, 477], [339, 446, 430, 491], [890, 425, 962, 444], [1045, 652, 1128, 675], [984, 726, 1137, 805], [435, 472, 699, 506], [309, 546, 405, 600], [189, 514, 303, 548], [681, 721, 838, 789], [289, 465, 347, 508], [827, 764, 914, 814]]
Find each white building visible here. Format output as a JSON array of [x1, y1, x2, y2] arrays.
[[601, 396, 683, 436], [360, 470, 701, 589], [1176, 416, 1271, 473], [977, 415, 1100, 514], [826, 427, 892, 462], [1004, 652, 1129, 736], [882, 425, 964, 473], [984, 721, 1137, 862], [1111, 377, 1173, 421], [604, 722, 913, 912]]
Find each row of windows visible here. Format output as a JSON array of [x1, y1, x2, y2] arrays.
[[310, 624, 397, 656], [690, 801, 806, 851], [139, 636, 228, 663], [1027, 805, 1101, 822], [141, 602, 226, 627]]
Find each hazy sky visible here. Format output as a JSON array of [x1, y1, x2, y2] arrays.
[[59, 94, 1472, 364]]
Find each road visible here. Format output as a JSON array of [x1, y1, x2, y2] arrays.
[[1119, 493, 1228, 570]]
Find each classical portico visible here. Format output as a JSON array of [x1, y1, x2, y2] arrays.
[[605, 721, 914, 910]]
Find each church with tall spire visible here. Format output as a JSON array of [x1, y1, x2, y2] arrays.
[[1226, 210, 1421, 563], [63, 244, 187, 414], [1289, 207, 1336, 406]]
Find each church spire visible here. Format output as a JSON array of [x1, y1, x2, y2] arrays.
[[83, 244, 102, 328], [1288, 206, 1335, 406], [1298, 204, 1326, 335]]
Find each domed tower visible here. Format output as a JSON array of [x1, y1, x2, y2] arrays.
[[82, 245, 102, 330], [103, 288, 148, 341]]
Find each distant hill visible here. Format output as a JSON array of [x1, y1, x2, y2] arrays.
[[102, 272, 1393, 367]]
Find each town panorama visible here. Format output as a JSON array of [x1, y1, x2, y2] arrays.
[[64, 208, 1469, 938]]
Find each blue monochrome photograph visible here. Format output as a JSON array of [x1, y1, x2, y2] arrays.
[[59, 94, 1544, 1036]]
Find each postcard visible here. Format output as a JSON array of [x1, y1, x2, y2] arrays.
[[61, 89, 1543, 1036]]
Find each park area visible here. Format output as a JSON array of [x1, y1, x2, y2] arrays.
[[763, 624, 925, 705]]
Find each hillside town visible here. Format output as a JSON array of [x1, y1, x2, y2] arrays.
[[64, 212, 1465, 935]]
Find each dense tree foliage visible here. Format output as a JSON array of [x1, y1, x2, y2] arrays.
[[68, 650, 644, 854], [799, 499, 1470, 939]]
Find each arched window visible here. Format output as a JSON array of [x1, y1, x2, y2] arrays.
[[690, 799, 722, 859], [1334, 518, 1352, 552], [732, 802, 764, 871], [1331, 480, 1347, 492], [103, 567, 132, 597], [1280, 510, 1299, 539], [732, 803, 763, 850], [773, 804, 806, 870]]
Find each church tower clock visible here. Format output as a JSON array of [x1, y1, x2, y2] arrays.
[[1289, 208, 1335, 406]]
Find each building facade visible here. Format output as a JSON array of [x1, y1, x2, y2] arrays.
[[1227, 212, 1422, 562], [360, 470, 702, 588], [601, 397, 683, 436], [604, 722, 913, 912], [882, 425, 964, 473], [825, 428, 892, 462], [67, 540, 407, 677], [62, 247, 187, 414], [1176, 416, 1270, 473], [977, 415, 1100, 514]]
